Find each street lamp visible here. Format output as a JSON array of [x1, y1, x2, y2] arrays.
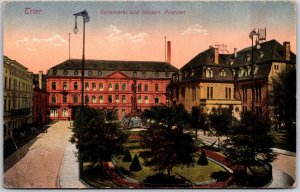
[[73, 9, 89, 178], [73, 9, 89, 118], [249, 29, 260, 112]]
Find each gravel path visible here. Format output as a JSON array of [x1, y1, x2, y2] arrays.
[[4, 121, 71, 188]]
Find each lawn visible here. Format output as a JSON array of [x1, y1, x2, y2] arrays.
[[113, 148, 226, 184]]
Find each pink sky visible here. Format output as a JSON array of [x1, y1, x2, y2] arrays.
[[3, 1, 296, 73]]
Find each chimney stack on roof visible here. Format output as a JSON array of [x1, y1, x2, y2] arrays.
[[214, 48, 219, 64], [167, 41, 171, 64], [234, 48, 237, 58], [283, 42, 291, 61], [38, 71, 43, 89]]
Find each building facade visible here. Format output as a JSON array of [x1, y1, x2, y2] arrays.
[[33, 71, 49, 127], [169, 40, 296, 118], [3, 56, 33, 140], [46, 59, 178, 120]]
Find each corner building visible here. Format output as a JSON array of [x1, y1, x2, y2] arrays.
[[46, 59, 178, 120]]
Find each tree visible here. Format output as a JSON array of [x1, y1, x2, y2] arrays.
[[130, 154, 142, 172], [70, 107, 128, 164], [270, 68, 296, 132], [140, 123, 196, 177], [222, 111, 276, 175], [123, 149, 132, 162], [197, 150, 208, 165], [191, 106, 209, 139], [208, 107, 233, 149]]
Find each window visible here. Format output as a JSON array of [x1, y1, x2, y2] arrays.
[[165, 72, 169, 77], [99, 95, 104, 103], [52, 82, 56, 90], [115, 83, 119, 91], [155, 97, 159, 104], [122, 95, 126, 103], [122, 109, 126, 116], [192, 87, 196, 101], [138, 96, 142, 103], [50, 109, 58, 117], [63, 82, 67, 90], [92, 95, 96, 103], [98, 71, 102, 76], [144, 84, 148, 91], [259, 51, 264, 59], [74, 70, 78, 75], [138, 83, 142, 91], [88, 70, 92, 76], [108, 95, 112, 103], [99, 83, 104, 91], [115, 109, 119, 116], [63, 95, 67, 103], [155, 83, 159, 91], [122, 83, 126, 91], [145, 96, 149, 104], [155, 72, 159, 77], [219, 70, 226, 77], [225, 87, 231, 99], [62, 108, 68, 117], [133, 71, 137, 77], [108, 83, 113, 91], [74, 82, 78, 90], [85, 83, 89, 90], [85, 95, 89, 104], [73, 95, 78, 103], [242, 88, 247, 102], [63, 70, 68, 75], [53, 70, 57, 75], [142, 72, 146, 77], [52, 95, 57, 104], [92, 83, 96, 91], [206, 68, 213, 78], [207, 87, 213, 99], [116, 95, 119, 103], [274, 64, 279, 72]]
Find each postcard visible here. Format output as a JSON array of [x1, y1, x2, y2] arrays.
[[3, 0, 296, 189]]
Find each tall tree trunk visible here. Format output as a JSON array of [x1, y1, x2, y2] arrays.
[[195, 129, 198, 140], [167, 169, 171, 177]]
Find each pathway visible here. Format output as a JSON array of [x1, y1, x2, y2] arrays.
[[4, 121, 71, 188]]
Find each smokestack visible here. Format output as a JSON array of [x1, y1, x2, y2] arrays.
[[283, 42, 290, 61], [167, 41, 171, 64], [214, 48, 219, 64], [234, 48, 237, 58], [38, 71, 43, 89]]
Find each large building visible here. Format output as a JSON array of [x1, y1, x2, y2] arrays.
[[46, 59, 178, 120], [3, 56, 34, 140], [169, 39, 296, 118], [33, 71, 49, 127]]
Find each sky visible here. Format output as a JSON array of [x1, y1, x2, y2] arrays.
[[3, 1, 296, 73]]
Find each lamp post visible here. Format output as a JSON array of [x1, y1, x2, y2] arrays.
[[73, 9, 89, 178], [249, 29, 260, 112]]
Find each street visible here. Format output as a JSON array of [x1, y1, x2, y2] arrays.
[[4, 121, 71, 188]]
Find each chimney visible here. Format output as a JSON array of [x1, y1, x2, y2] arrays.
[[38, 71, 43, 89], [167, 41, 171, 64], [214, 48, 219, 64], [234, 48, 237, 58], [283, 42, 290, 61]]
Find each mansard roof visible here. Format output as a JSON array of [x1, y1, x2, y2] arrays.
[[50, 59, 178, 72]]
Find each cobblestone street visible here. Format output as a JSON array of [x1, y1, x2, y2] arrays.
[[4, 121, 71, 188]]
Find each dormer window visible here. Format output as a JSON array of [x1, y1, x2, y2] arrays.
[[133, 71, 137, 77], [219, 69, 226, 77], [254, 65, 258, 74], [155, 72, 159, 77], [247, 66, 251, 76], [232, 69, 236, 77], [238, 67, 244, 77], [53, 70, 57, 75], [63, 70, 68, 75], [74, 70, 78, 75], [259, 51, 264, 59], [88, 70, 92, 76], [142, 72, 146, 77], [246, 54, 251, 62], [165, 72, 169, 77], [98, 71, 102, 76], [205, 68, 213, 78]]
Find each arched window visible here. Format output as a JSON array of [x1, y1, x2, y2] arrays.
[[92, 83, 96, 91], [108, 83, 113, 91], [115, 83, 119, 91], [73, 95, 78, 103], [138, 83, 142, 91], [85, 82, 89, 90], [145, 96, 149, 103], [155, 83, 159, 91], [74, 82, 78, 90], [85, 95, 89, 104], [219, 69, 226, 77], [99, 95, 104, 103], [92, 95, 96, 103], [52, 82, 56, 90], [99, 83, 104, 91], [205, 68, 213, 78], [144, 84, 148, 91], [122, 83, 126, 91], [52, 95, 56, 104]]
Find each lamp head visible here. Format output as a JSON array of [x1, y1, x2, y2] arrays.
[[73, 16, 78, 34]]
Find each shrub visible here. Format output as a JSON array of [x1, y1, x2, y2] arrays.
[[197, 150, 208, 165], [123, 149, 132, 162], [130, 154, 142, 171]]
